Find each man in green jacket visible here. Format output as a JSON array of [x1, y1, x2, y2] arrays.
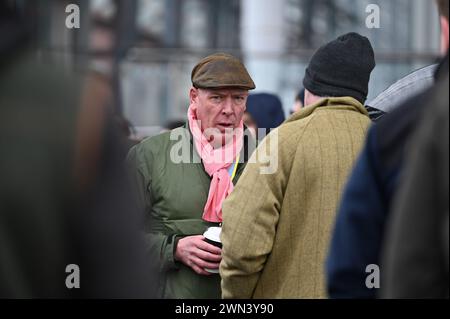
[[221, 33, 375, 298], [127, 53, 256, 299]]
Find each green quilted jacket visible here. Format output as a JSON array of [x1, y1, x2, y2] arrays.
[[127, 124, 255, 299]]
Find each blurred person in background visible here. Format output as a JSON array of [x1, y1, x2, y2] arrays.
[[221, 33, 375, 298], [114, 114, 140, 157], [160, 119, 186, 133], [165, 119, 186, 131], [0, 0, 155, 298], [127, 53, 256, 299], [243, 93, 285, 141], [290, 88, 305, 114], [365, 63, 437, 121], [326, 0, 449, 299], [242, 111, 258, 137]]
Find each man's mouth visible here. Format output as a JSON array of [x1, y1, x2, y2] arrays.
[[217, 123, 234, 128], [217, 123, 234, 129]]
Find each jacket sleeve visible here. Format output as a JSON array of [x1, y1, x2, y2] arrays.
[[126, 145, 179, 274], [326, 127, 387, 299], [381, 91, 449, 298], [221, 129, 294, 299]]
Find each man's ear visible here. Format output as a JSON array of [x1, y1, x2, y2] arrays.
[[304, 89, 312, 107], [441, 16, 449, 54], [190, 87, 199, 107], [441, 16, 449, 55], [243, 95, 249, 112]]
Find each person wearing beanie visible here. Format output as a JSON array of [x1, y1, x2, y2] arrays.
[[220, 33, 374, 298], [127, 53, 257, 299], [303, 32, 375, 106]]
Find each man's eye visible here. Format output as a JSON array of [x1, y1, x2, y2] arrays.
[[211, 96, 221, 102]]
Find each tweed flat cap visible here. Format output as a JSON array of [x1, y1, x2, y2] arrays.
[[191, 53, 256, 90]]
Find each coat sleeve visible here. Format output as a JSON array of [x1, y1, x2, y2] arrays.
[[326, 127, 387, 299], [220, 129, 295, 299], [126, 145, 179, 275]]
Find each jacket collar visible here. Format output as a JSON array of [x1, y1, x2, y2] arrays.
[[434, 52, 449, 81], [285, 96, 368, 124]]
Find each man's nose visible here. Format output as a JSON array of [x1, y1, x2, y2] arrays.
[[222, 97, 234, 115]]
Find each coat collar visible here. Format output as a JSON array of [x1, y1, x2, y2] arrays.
[[434, 52, 449, 81], [285, 96, 368, 124]]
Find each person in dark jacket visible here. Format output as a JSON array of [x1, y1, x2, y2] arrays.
[[326, 0, 449, 299], [381, 74, 449, 299]]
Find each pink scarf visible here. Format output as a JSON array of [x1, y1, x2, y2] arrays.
[[188, 106, 244, 223]]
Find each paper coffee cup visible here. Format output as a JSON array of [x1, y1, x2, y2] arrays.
[[203, 227, 222, 274]]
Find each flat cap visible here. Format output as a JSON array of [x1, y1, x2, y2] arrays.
[[191, 53, 256, 90]]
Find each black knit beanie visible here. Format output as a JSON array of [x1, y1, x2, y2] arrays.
[[303, 32, 376, 104]]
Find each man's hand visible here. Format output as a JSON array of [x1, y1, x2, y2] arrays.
[[174, 235, 222, 276]]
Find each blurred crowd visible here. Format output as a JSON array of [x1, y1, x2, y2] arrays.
[[0, 0, 448, 299]]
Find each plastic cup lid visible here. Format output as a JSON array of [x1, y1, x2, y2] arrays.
[[203, 227, 222, 243]]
